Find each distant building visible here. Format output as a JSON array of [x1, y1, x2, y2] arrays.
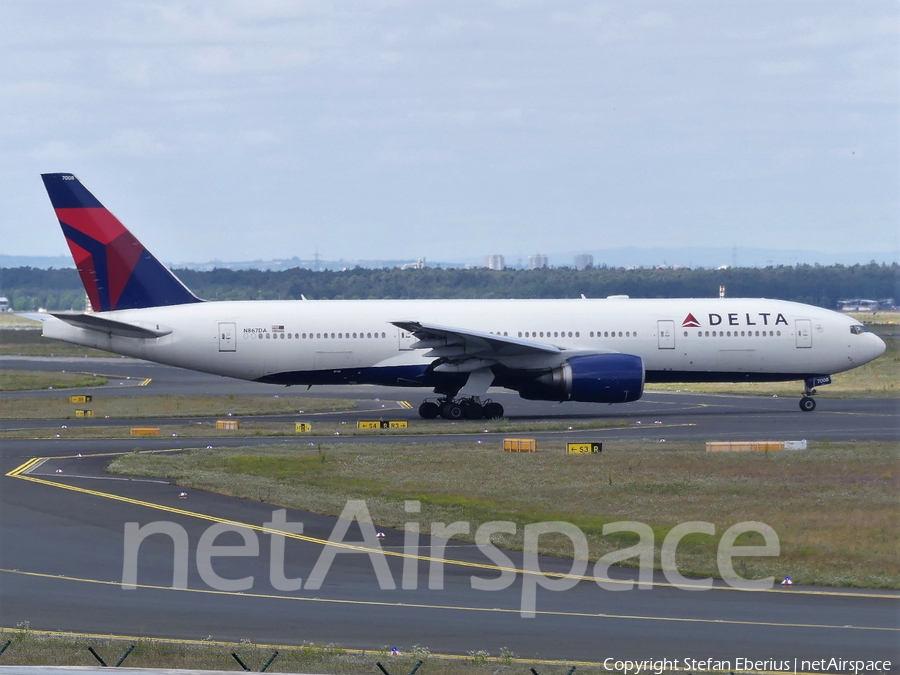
[[398, 258, 427, 270], [838, 299, 895, 312], [0, 297, 9, 312], [485, 255, 505, 270], [528, 254, 548, 270], [573, 254, 593, 270]]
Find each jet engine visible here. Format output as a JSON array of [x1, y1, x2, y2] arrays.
[[518, 353, 644, 403]]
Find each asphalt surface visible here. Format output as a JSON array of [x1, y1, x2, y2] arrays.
[[1, 357, 898, 666]]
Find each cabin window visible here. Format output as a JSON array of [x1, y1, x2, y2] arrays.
[[575, 332, 580, 337], [626, 331, 630, 337], [684, 331, 688, 337], [618, 331, 623, 337]]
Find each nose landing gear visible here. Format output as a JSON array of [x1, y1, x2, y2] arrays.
[[799, 378, 818, 412], [799, 396, 816, 412]]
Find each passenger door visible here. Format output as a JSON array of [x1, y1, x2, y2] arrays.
[[657, 320, 675, 349], [795, 319, 812, 348], [218, 322, 236, 352]]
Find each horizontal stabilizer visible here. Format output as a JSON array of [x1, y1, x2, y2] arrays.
[[51, 313, 172, 339]]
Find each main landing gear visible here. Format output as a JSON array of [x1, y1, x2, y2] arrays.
[[418, 397, 504, 420]]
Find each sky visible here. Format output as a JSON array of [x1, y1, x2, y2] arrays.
[[1, 1, 897, 266]]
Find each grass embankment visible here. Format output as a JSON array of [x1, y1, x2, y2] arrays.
[[110, 439, 900, 589], [0, 314, 41, 328], [0, 629, 572, 674], [0, 394, 356, 420], [0, 324, 110, 357], [0, 370, 107, 391]]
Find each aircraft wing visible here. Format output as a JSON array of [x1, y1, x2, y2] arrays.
[[51, 313, 172, 339], [391, 320, 563, 373]]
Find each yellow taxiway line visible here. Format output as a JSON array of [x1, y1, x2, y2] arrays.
[[6, 454, 900, 602]]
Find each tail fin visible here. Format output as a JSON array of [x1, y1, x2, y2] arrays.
[[41, 173, 201, 311]]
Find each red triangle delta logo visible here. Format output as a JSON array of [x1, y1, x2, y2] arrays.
[[682, 313, 701, 328]]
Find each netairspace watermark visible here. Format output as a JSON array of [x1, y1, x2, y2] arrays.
[[122, 499, 782, 618], [601, 658, 893, 674]]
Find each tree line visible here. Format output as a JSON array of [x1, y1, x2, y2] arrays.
[[1, 263, 896, 312]]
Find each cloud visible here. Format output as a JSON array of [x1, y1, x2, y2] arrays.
[[0, 0, 896, 262]]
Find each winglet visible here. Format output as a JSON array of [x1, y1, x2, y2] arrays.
[[41, 173, 202, 312]]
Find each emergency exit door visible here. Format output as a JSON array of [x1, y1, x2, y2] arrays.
[[218, 322, 236, 352], [398, 328, 416, 351], [657, 320, 675, 349], [795, 319, 812, 348]]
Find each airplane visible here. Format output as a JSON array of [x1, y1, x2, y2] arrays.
[[35, 173, 886, 419]]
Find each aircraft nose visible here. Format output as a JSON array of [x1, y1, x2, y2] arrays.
[[871, 333, 886, 359]]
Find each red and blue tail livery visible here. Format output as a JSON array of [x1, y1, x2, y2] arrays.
[[41, 173, 201, 311]]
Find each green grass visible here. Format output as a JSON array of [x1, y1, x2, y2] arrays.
[[0, 314, 42, 327], [109, 439, 900, 589], [0, 628, 591, 674], [0, 327, 110, 357], [0, 370, 107, 391]]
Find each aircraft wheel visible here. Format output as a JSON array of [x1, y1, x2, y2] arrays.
[[418, 401, 440, 419], [464, 402, 484, 420], [441, 401, 465, 420], [799, 396, 816, 412], [483, 402, 504, 419]]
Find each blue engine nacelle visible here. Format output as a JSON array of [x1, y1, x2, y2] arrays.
[[518, 353, 644, 403]]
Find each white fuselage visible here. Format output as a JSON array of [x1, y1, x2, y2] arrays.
[[42, 297, 885, 394]]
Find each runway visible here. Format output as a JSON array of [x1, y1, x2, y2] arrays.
[[1, 357, 898, 664]]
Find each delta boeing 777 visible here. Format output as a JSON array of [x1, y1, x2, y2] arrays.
[[36, 173, 885, 419]]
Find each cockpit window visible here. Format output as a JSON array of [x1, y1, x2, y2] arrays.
[[850, 325, 869, 335]]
